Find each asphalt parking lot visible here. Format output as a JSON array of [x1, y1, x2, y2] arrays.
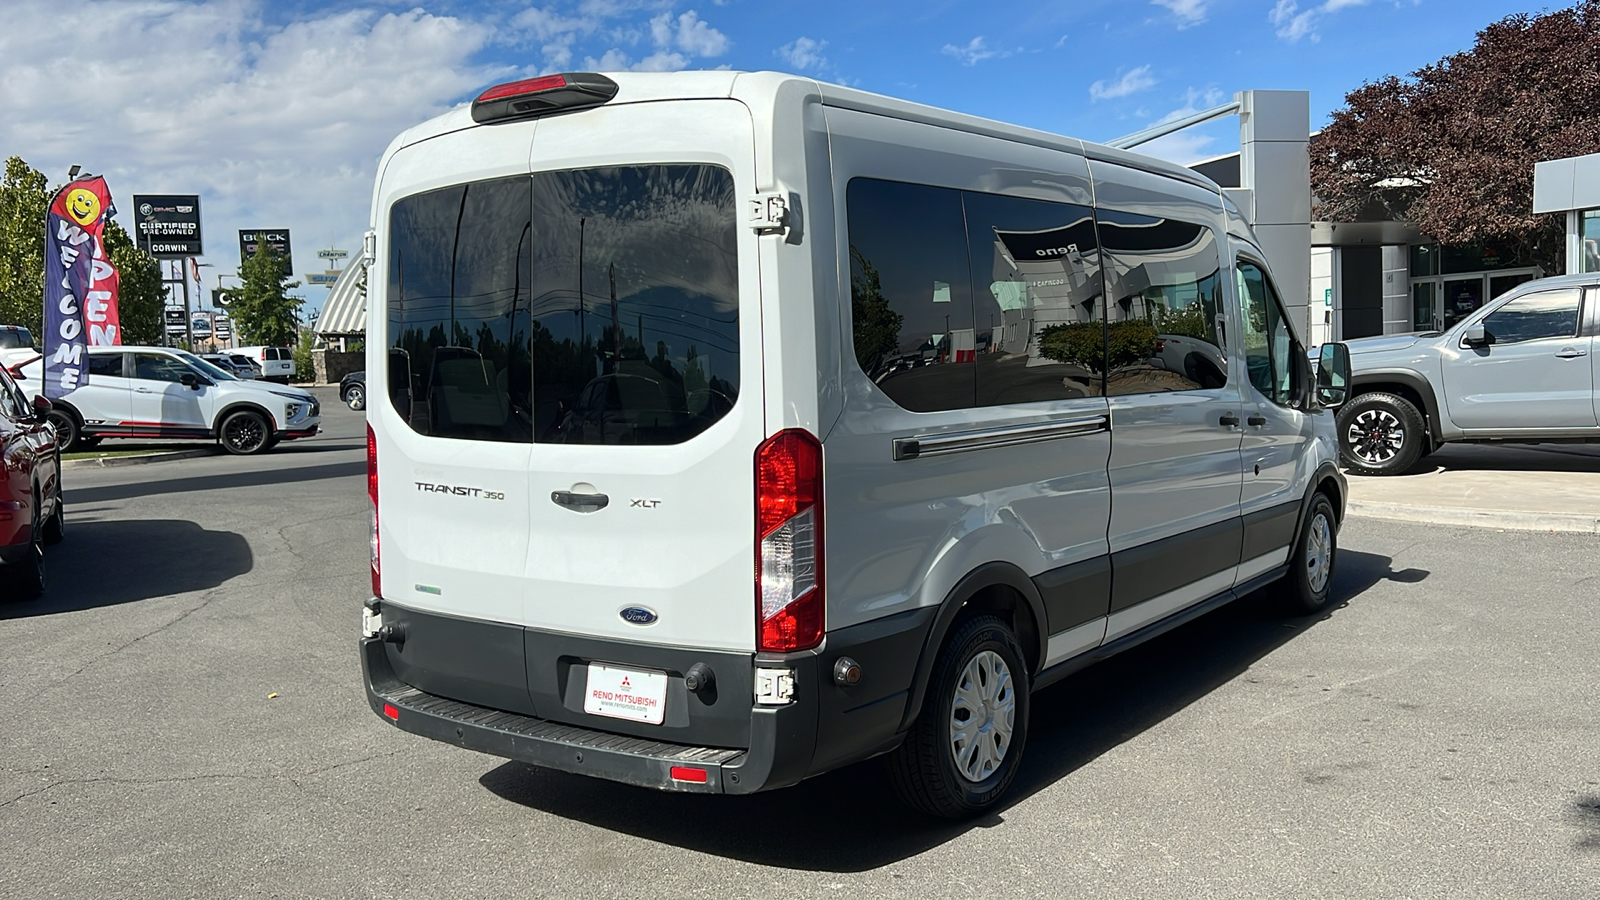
[[2, 393, 1598, 899]]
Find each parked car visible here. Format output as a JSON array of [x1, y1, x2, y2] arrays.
[[340, 370, 365, 410], [233, 345, 294, 383], [0, 364, 62, 599], [0, 325, 38, 371], [228, 353, 263, 379], [1338, 272, 1599, 475], [360, 70, 1355, 819], [16, 345, 320, 455], [199, 353, 250, 378]]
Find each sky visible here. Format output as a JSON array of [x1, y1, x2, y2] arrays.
[[0, 0, 1554, 319]]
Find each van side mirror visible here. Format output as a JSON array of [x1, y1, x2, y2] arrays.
[[1315, 343, 1350, 410], [1463, 323, 1489, 347]]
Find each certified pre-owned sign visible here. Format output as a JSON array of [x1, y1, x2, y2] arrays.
[[133, 194, 203, 258], [239, 229, 293, 273]]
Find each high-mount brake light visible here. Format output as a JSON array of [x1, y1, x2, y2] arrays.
[[755, 429, 824, 653], [470, 72, 620, 125]]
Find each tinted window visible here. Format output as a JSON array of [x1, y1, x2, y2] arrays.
[[0, 369, 21, 419], [1480, 289, 1581, 344], [88, 353, 124, 377], [1098, 211, 1227, 395], [134, 353, 193, 383], [389, 175, 533, 443], [0, 329, 32, 350], [388, 166, 740, 445], [847, 179, 975, 412], [965, 192, 1105, 403], [1236, 260, 1295, 405]]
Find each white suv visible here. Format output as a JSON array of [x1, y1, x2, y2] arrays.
[[15, 346, 320, 454]]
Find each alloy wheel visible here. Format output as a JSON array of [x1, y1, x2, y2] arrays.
[[1346, 409, 1404, 465], [223, 414, 268, 454]]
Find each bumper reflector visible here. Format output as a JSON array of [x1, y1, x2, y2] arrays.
[[382, 703, 400, 721], [669, 766, 708, 784]]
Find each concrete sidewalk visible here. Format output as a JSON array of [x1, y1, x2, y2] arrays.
[[1344, 442, 1600, 533]]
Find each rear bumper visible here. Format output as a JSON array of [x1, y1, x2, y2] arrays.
[[362, 635, 815, 794], [361, 600, 936, 793]]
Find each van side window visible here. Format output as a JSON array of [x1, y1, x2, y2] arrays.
[[846, 178, 976, 412], [1098, 210, 1228, 395], [388, 176, 535, 443], [1236, 259, 1295, 406], [964, 192, 1105, 403]]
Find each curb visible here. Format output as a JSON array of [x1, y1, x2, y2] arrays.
[[1347, 500, 1600, 534], [62, 448, 220, 470]]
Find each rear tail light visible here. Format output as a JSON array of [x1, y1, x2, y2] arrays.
[[755, 429, 824, 653], [368, 423, 380, 598], [470, 72, 619, 124]]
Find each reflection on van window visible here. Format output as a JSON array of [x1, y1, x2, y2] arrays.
[[1236, 261, 1294, 405], [387, 167, 740, 446], [1098, 210, 1227, 395], [388, 175, 533, 442], [965, 192, 1104, 402], [527, 165, 739, 445], [847, 179, 975, 412]]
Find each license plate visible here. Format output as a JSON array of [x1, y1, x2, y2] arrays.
[[583, 663, 668, 725]]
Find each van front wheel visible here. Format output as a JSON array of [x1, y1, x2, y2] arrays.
[[889, 615, 1030, 819]]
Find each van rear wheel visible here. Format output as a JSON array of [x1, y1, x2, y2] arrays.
[[889, 615, 1030, 819]]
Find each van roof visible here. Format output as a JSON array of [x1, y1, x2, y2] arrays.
[[388, 70, 1219, 194]]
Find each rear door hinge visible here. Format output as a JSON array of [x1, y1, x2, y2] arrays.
[[747, 192, 791, 234]]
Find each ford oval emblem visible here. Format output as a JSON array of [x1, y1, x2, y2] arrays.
[[619, 606, 658, 625]]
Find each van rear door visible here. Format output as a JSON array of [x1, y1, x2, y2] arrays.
[[515, 100, 763, 654]]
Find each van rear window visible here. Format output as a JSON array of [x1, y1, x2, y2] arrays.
[[386, 165, 739, 445]]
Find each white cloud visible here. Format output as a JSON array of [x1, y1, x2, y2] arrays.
[[671, 10, 730, 56], [1090, 65, 1157, 101], [941, 36, 1008, 67], [1151, 0, 1208, 27], [1270, 0, 1368, 43], [1125, 87, 1230, 162], [777, 36, 829, 72]]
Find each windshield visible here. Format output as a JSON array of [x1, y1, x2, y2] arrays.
[[177, 350, 239, 382]]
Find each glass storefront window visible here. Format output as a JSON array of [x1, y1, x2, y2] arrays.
[[1410, 243, 1439, 277], [1581, 210, 1600, 273]]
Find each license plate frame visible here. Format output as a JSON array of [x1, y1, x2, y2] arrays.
[[583, 662, 668, 725]]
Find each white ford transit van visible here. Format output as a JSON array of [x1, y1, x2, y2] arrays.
[[361, 71, 1354, 818]]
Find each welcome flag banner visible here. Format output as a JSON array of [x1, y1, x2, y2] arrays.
[[43, 176, 120, 398]]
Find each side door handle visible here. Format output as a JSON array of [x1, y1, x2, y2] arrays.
[[135, 387, 155, 394], [1219, 413, 1241, 428], [1555, 348, 1588, 359], [551, 490, 609, 513], [1247, 414, 1268, 427]]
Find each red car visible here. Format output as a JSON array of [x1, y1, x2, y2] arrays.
[[0, 365, 62, 599]]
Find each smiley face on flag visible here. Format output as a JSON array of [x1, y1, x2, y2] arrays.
[[66, 188, 102, 226]]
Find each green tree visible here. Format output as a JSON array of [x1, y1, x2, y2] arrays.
[[292, 327, 315, 382], [1311, 1, 1600, 275], [848, 246, 903, 376], [232, 244, 302, 346], [101, 220, 163, 345], [0, 156, 50, 335]]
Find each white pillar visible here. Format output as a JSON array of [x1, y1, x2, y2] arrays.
[[1237, 90, 1312, 341], [1381, 245, 1410, 334]]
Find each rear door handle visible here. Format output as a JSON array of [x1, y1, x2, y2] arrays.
[[551, 490, 608, 513], [1219, 413, 1241, 428], [1555, 348, 1588, 359], [1247, 414, 1268, 427]]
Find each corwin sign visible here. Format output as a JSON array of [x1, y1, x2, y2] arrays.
[[239, 229, 292, 274], [133, 194, 203, 258]]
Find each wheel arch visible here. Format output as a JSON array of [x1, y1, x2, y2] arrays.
[[897, 561, 1047, 733], [212, 400, 278, 436], [1349, 370, 1444, 442]]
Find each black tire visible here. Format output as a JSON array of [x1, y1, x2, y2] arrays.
[[889, 615, 1030, 819], [1280, 494, 1339, 615], [1336, 392, 1426, 476], [41, 490, 64, 546], [344, 384, 366, 411], [46, 408, 80, 453], [220, 410, 271, 455]]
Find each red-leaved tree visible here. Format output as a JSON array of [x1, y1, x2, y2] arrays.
[[1311, 0, 1600, 275]]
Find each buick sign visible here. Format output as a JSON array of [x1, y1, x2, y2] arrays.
[[619, 606, 658, 625]]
